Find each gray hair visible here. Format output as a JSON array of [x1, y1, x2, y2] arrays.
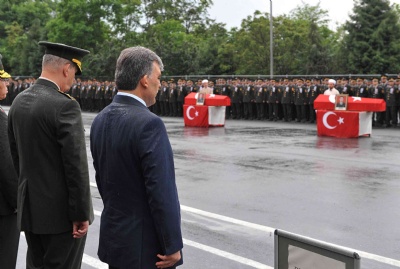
[[115, 46, 164, 91], [42, 54, 72, 71]]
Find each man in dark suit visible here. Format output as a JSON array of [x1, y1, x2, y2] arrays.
[[8, 41, 94, 269], [90, 46, 183, 269], [0, 57, 19, 269]]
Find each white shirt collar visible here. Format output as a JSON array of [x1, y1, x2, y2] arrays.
[[39, 77, 61, 91], [117, 92, 147, 107]]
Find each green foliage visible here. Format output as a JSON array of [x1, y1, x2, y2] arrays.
[[341, 0, 400, 73], [46, 0, 113, 51], [0, 0, 53, 76], [144, 20, 202, 75], [1, 0, 400, 78], [139, 0, 212, 33]]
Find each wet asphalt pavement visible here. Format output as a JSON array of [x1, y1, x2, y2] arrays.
[[9, 107, 400, 269]]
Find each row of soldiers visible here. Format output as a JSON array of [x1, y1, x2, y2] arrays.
[[1, 76, 399, 127], [151, 76, 400, 127], [0, 78, 118, 113]]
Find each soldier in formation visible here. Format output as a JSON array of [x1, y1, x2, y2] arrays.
[[4, 75, 400, 128]]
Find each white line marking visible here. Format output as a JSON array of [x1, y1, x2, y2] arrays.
[[92, 211, 271, 268], [83, 254, 107, 269], [90, 183, 400, 267], [183, 238, 272, 269], [180, 205, 400, 267], [94, 209, 102, 216], [181, 205, 275, 234]]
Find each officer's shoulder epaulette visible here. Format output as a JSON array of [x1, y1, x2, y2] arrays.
[[58, 90, 76, 101]]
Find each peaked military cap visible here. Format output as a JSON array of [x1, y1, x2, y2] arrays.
[[39, 41, 90, 75], [0, 54, 11, 79]]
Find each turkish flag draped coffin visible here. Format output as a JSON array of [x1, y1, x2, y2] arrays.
[[184, 93, 231, 106], [183, 105, 209, 127], [314, 95, 386, 112], [317, 110, 372, 138]]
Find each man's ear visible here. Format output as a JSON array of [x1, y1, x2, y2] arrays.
[[140, 75, 149, 88], [62, 64, 70, 77]]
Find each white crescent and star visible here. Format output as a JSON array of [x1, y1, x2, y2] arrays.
[[322, 111, 345, 129], [186, 106, 199, 120]]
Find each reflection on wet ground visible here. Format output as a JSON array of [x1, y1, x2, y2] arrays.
[[93, 116, 400, 266]]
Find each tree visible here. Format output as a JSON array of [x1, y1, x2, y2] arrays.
[[144, 20, 202, 75], [290, 2, 336, 74], [139, 0, 213, 33], [342, 0, 400, 73], [0, 0, 53, 76], [46, 0, 112, 51], [272, 15, 309, 75], [195, 23, 228, 75], [225, 11, 271, 75]]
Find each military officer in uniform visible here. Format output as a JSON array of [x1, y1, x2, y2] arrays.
[[168, 81, 178, 117], [384, 78, 399, 127], [339, 78, 350, 95], [177, 80, 186, 117], [221, 79, 232, 119], [104, 80, 113, 107], [308, 79, 320, 123], [303, 79, 311, 122], [230, 79, 243, 119], [0, 55, 20, 269], [281, 79, 292, 122], [80, 80, 88, 111], [335, 78, 343, 93], [262, 80, 270, 120], [354, 78, 369, 97], [255, 80, 264, 120], [86, 79, 96, 111], [214, 79, 222, 95], [159, 81, 169, 116], [295, 78, 305, 122], [268, 79, 280, 121], [186, 80, 195, 93], [242, 80, 254, 120], [95, 80, 106, 112], [71, 78, 81, 107], [380, 75, 388, 87], [111, 81, 118, 100], [8, 41, 94, 269], [10, 78, 24, 104], [369, 78, 384, 126]]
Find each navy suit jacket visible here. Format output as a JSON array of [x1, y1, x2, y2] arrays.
[[90, 95, 183, 269]]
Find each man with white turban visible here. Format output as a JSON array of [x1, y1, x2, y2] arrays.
[[199, 79, 213, 94], [324, 79, 340, 95]]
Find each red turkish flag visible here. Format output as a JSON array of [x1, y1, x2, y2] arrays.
[[184, 105, 209, 127], [317, 110, 360, 138], [314, 95, 386, 112]]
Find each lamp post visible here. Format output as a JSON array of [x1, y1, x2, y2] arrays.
[[270, 0, 273, 79]]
